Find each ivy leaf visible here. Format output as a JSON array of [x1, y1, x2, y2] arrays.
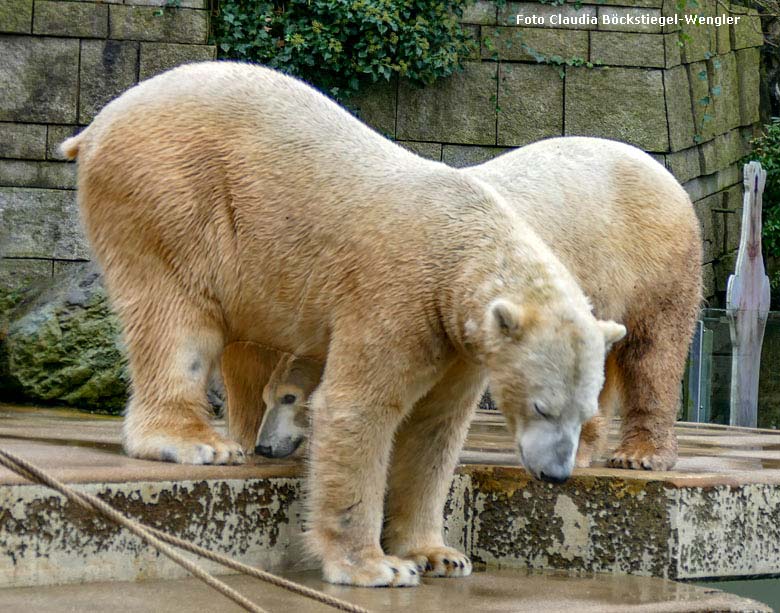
[[698, 69, 707, 81], [711, 85, 722, 96], [699, 95, 711, 106]]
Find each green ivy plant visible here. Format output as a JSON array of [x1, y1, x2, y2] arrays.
[[746, 120, 780, 293], [212, 0, 476, 100]]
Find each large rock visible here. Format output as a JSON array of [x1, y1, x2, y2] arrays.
[[0, 263, 128, 413], [0, 263, 226, 414]]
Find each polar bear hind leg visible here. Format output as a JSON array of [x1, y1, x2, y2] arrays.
[[608, 276, 700, 471], [113, 268, 245, 465]]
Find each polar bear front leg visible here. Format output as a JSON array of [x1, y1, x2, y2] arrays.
[[306, 361, 421, 587], [383, 359, 486, 578]]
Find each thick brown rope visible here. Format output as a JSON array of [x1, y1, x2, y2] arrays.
[[0, 447, 369, 613]]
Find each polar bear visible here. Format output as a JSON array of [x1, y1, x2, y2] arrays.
[[233, 138, 702, 472], [61, 61, 625, 587], [220, 341, 319, 457], [466, 139, 702, 470]]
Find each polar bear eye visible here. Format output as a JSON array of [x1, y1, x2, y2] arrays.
[[281, 394, 297, 405], [534, 402, 550, 419]]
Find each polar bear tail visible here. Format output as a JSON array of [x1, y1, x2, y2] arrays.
[[59, 133, 84, 160]]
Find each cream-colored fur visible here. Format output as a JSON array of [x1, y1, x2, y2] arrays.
[[238, 138, 702, 472], [466, 139, 702, 470], [62, 61, 624, 587]]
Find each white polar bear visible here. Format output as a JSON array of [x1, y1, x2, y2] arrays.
[[62, 62, 625, 587]]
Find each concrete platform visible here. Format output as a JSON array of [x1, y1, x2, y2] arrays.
[[0, 568, 772, 613], [1, 404, 780, 590]]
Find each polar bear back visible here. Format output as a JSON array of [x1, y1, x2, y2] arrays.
[[466, 138, 701, 322]]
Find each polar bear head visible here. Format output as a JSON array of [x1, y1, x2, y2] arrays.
[[479, 298, 625, 484], [255, 358, 323, 458]]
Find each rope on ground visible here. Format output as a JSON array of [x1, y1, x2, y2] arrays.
[[0, 447, 369, 613]]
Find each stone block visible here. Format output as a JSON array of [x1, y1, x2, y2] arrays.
[[714, 251, 736, 293], [688, 54, 739, 144], [735, 47, 760, 127], [684, 172, 717, 202], [79, 39, 139, 124], [0, 258, 51, 292], [0, 36, 79, 123], [124, 0, 208, 8], [664, 33, 681, 67], [0, 187, 87, 259], [665, 65, 695, 152], [597, 7, 664, 33], [677, 0, 717, 63], [694, 192, 726, 263], [33, 0, 108, 38], [716, 14, 731, 54], [463, 1, 496, 25], [590, 32, 665, 68], [0, 0, 32, 33], [565, 66, 668, 152], [0, 160, 76, 189], [346, 77, 397, 139], [723, 184, 743, 252], [716, 163, 740, 192], [0, 123, 46, 159], [665, 146, 700, 184], [46, 125, 80, 160], [138, 41, 215, 81], [730, 6, 764, 50], [701, 262, 715, 299], [711, 53, 741, 134], [463, 24, 480, 60], [497, 63, 563, 147], [589, 0, 663, 7], [109, 5, 209, 44], [699, 129, 745, 175], [481, 26, 588, 62], [683, 163, 740, 201], [397, 62, 497, 145], [397, 141, 442, 161], [498, 3, 598, 29], [442, 145, 511, 168]]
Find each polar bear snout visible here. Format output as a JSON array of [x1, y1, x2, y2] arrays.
[[518, 420, 579, 484]]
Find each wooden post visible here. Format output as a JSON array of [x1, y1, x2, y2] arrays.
[[726, 161, 771, 428]]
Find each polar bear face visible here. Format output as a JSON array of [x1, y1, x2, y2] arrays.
[[256, 358, 323, 458], [256, 382, 309, 458], [482, 299, 625, 483]]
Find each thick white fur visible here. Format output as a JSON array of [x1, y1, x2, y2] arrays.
[[62, 62, 627, 587]]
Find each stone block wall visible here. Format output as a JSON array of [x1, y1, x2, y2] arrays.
[[0, 0, 215, 302], [348, 0, 765, 305], [0, 0, 766, 308]]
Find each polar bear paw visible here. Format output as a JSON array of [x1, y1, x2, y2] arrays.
[[322, 554, 420, 587], [608, 436, 677, 471], [405, 546, 472, 578], [126, 429, 246, 465]]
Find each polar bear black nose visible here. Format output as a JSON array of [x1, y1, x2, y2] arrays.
[[256, 444, 273, 457], [539, 470, 569, 484]]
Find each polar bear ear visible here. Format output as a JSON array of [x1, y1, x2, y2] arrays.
[[490, 299, 534, 341], [597, 320, 627, 350]]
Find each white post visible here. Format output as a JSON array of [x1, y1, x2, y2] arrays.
[[726, 161, 771, 428]]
